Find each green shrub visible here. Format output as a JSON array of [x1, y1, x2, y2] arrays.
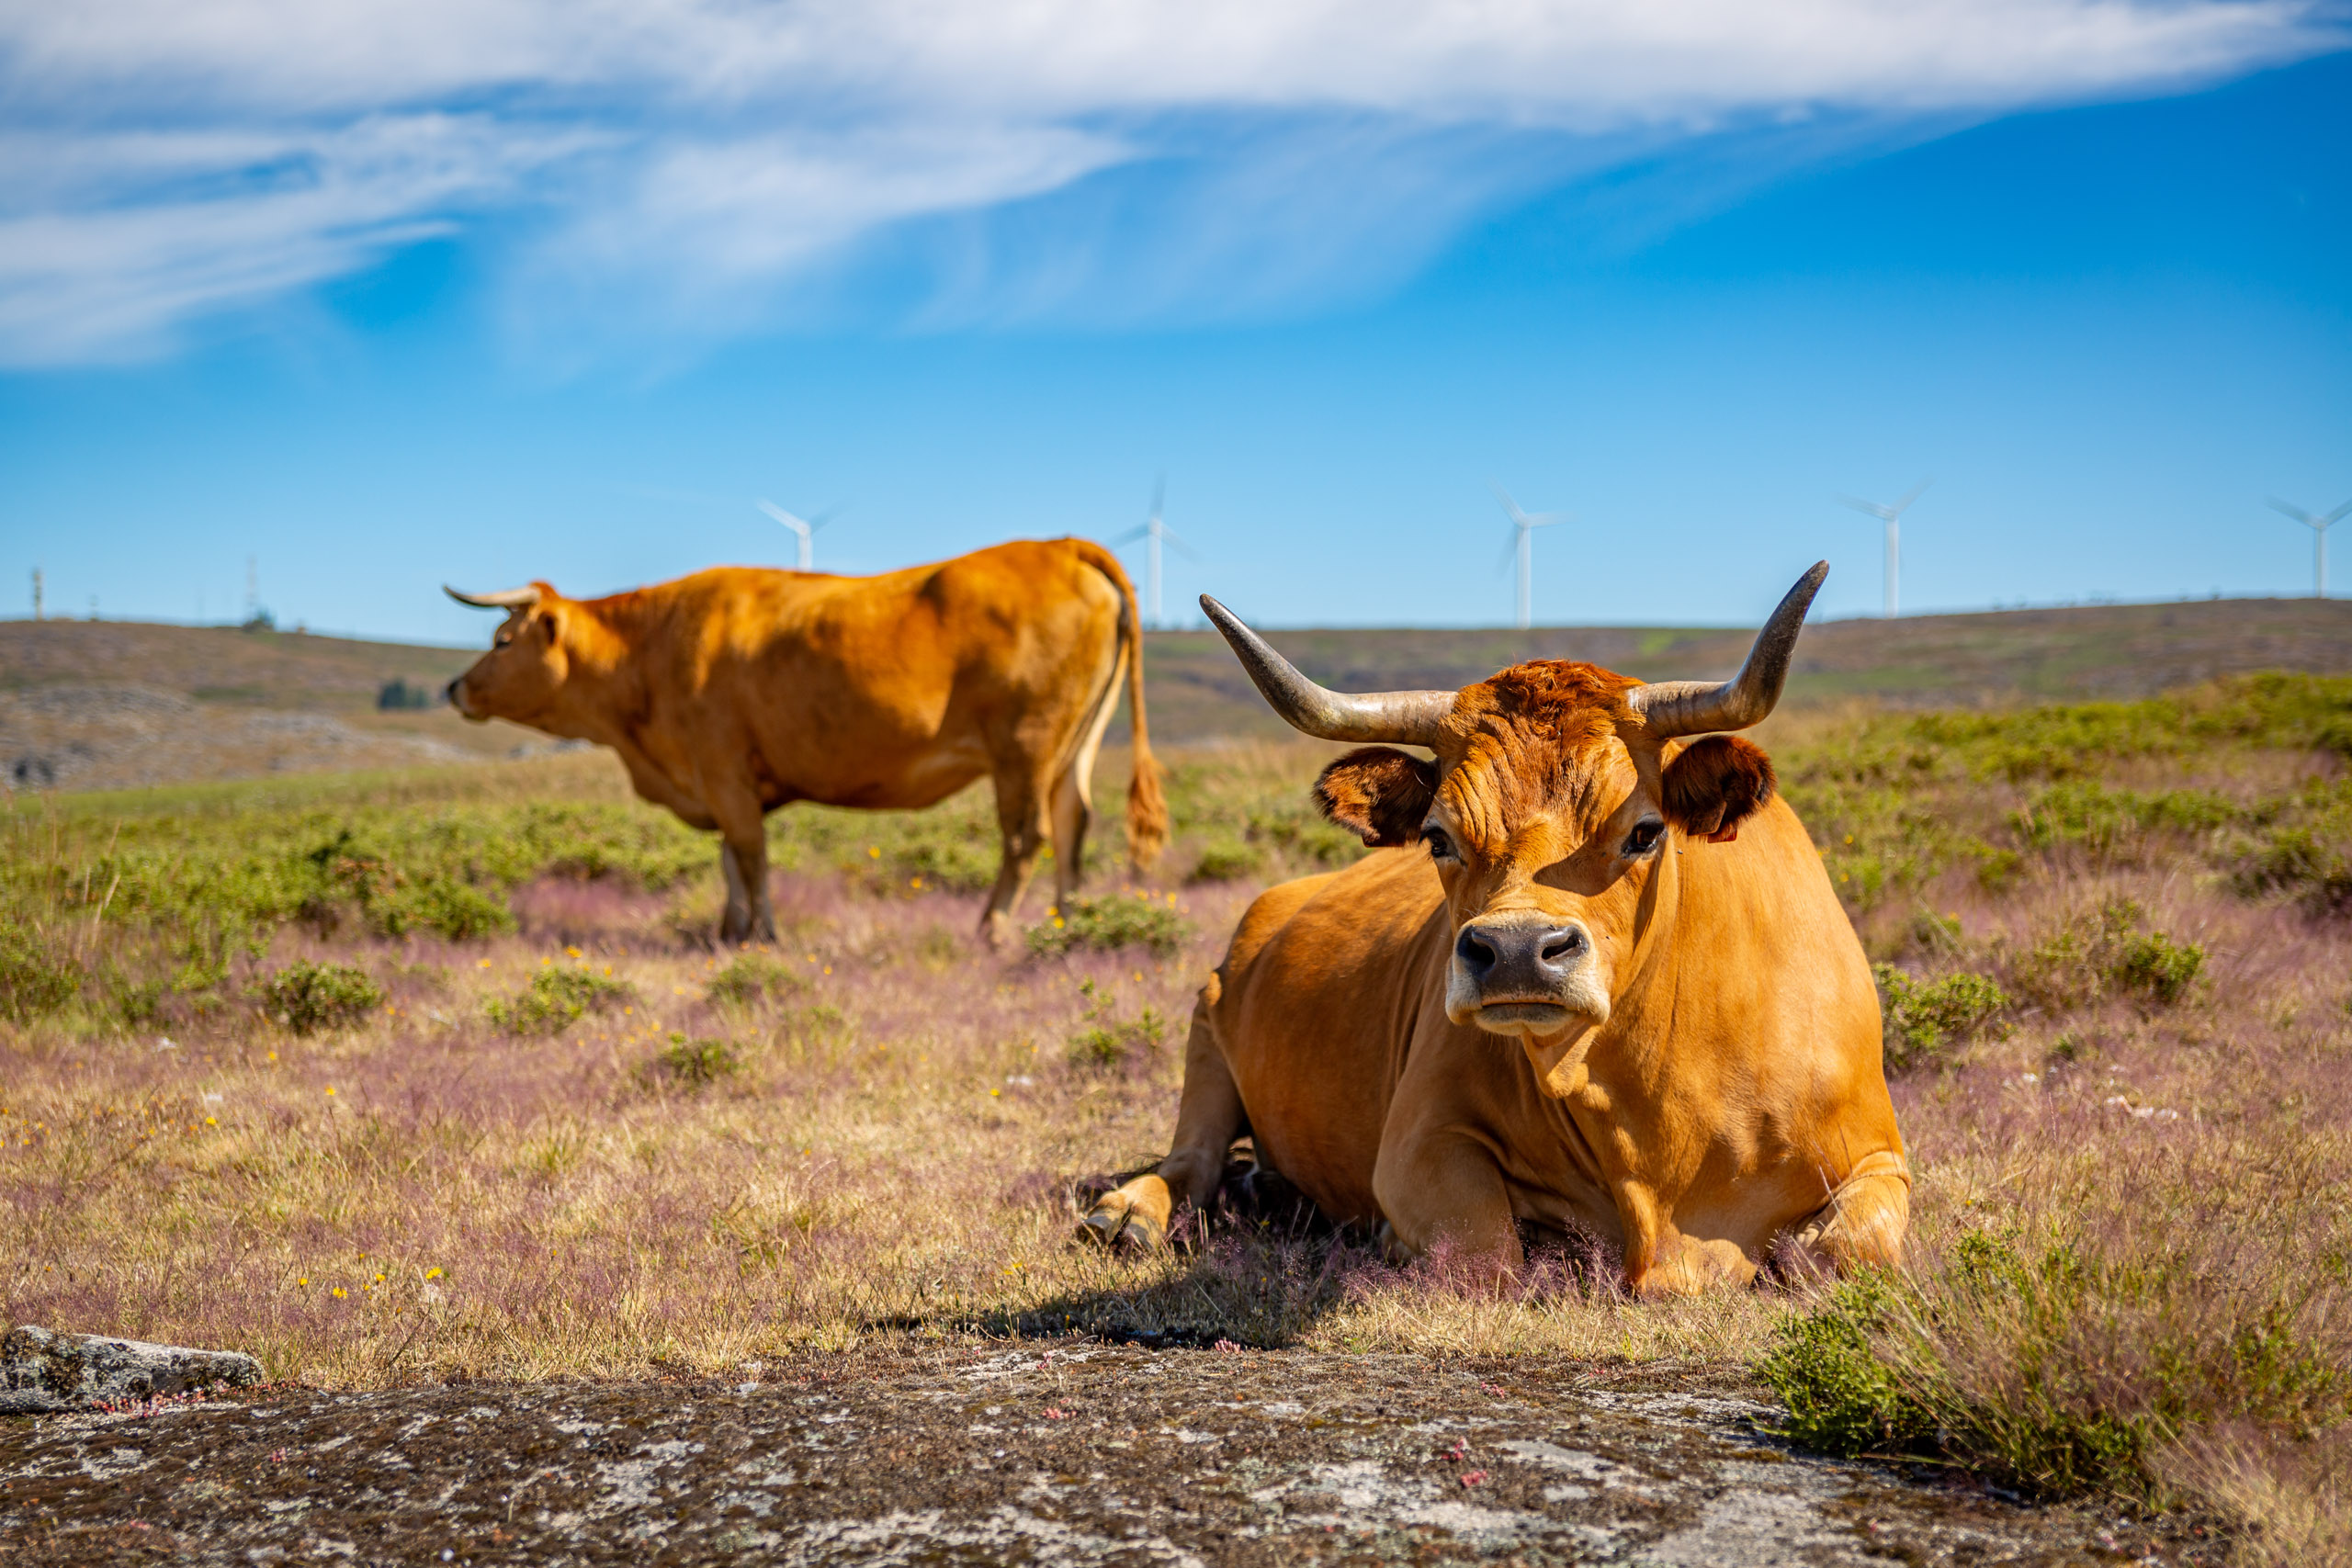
[[254, 960, 383, 1035], [2229, 784, 2352, 914], [0, 930, 81, 1023], [1758, 1269, 1934, 1457], [2013, 782, 2238, 857], [705, 953, 808, 1008], [1873, 965, 2009, 1070], [2111, 929, 2203, 1004], [2011, 900, 2203, 1012], [1068, 1005, 1169, 1069], [1025, 893, 1191, 959], [648, 1032, 742, 1088], [486, 966, 637, 1035], [1189, 839, 1267, 883], [371, 879, 515, 942]]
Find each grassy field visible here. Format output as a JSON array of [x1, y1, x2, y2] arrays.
[[5, 673, 2352, 1562]]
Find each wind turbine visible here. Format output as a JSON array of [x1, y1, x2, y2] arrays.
[[1837, 480, 1928, 618], [1112, 475, 1196, 628], [2267, 496, 2350, 599], [755, 499, 842, 572], [1491, 483, 1567, 630]]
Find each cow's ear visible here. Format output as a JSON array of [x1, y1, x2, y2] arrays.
[[1660, 735, 1776, 844], [1314, 747, 1439, 848], [536, 606, 561, 643]]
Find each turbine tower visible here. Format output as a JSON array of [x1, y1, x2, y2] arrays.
[[2267, 496, 2350, 599], [1492, 482, 1568, 630], [756, 499, 841, 572], [1838, 481, 1929, 618], [1112, 475, 1196, 628]]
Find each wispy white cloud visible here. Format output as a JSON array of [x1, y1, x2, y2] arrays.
[[0, 0, 2336, 364]]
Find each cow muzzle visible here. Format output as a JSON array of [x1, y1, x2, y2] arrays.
[[445, 677, 480, 720], [1445, 917, 1610, 1036]]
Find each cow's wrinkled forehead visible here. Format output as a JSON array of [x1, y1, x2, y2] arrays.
[[1433, 660, 1645, 834]]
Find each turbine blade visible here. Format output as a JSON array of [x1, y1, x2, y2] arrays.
[[2267, 497, 2317, 525], [1158, 525, 1202, 560], [1108, 525, 1153, 547], [1497, 532, 1522, 574], [1890, 479, 1930, 515], [2324, 499, 2352, 526], [1837, 493, 1893, 520], [757, 499, 810, 532], [1489, 481, 1530, 527]]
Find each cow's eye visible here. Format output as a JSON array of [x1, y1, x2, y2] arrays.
[[1623, 819, 1665, 856], [493, 631, 513, 647], [1422, 825, 1458, 861]]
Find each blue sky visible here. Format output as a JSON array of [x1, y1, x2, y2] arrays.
[[1, 1, 2347, 639]]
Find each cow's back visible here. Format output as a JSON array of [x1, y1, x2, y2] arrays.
[[1211, 850, 1450, 1225], [645, 541, 1126, 811]]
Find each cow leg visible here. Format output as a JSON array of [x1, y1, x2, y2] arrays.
[[1372, 1130, 1524, 1284], [1787, 1152, 1911, 1275], [709, 785, 776, 944], [980, 768, 1052, 946], [718, 841, 753, 943], [1047, 762, 1093, 912], [1080, 995, 1240, 1250], [717, 839, 776, 944]]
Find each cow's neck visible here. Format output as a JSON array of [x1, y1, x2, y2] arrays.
[[540, 600, 649, 748]]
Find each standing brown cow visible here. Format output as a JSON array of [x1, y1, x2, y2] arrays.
[[445, 538, 1165, 943], [1083, 564, 1907, 1295]]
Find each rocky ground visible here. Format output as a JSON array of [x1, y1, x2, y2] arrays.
[[0, 1340, 2215, 1566]]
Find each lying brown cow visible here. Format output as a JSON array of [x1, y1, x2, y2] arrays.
[[1083, 564, 1906, 1294], [446, 538, 1166, 943]]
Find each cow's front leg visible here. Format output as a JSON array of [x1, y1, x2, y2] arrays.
[[1371, 1126, 1523, 1285], [710, 790, 776, 944], [1611, 1183, 1763, 1296], [1081, 993, 1239, 1249], [717, 841, 758, 943], [1786, 1151, 1910, 1275]]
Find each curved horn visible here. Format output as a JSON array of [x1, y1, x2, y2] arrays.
[[444, 584, 542, 610], [1630, 562, 1827, 738], [1201, 595, 1453, 746]]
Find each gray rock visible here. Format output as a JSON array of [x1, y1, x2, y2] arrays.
[[1, 1325, 261, 1415]]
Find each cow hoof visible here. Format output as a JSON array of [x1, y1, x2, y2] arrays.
[[1078, 1202, 1166, 1251], [981, 910, 1018, 949]]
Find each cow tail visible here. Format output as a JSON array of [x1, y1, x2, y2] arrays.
[[1074, 539, 1168, 871]]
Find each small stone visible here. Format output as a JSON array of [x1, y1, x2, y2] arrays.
[[1, 1325, 262, 1415]]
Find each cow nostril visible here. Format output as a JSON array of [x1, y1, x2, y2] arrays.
[[1541, 929, 1586, 964], [1455, 927, 1498, 976]]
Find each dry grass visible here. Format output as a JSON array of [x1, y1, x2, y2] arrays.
[[6, 678, 2352, 1562]]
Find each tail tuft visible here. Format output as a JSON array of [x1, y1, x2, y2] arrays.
[[1126, 749, 1168, 871]]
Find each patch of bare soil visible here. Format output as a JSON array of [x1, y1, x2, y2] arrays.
[[0, 1341, 2218, 1566]]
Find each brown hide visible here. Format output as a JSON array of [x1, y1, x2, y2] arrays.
[[448, 538, 1165, 942], [1089, 653, 1905, 1295]]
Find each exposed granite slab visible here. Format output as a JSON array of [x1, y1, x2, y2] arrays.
[[1, 1325, 262, 1416], [0, 1341, 2214, 1565]]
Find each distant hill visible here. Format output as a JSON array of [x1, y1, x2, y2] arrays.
[[1131, 597, 2352, 741], [5, 597, 2349, 790], [0, 621, 517, 793]]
